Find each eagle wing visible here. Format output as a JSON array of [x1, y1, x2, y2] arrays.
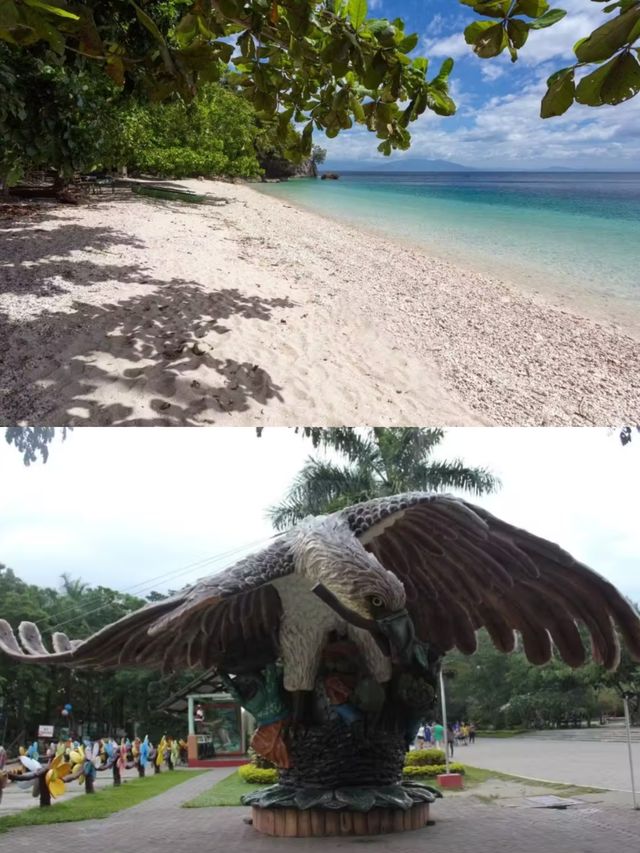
[[0, 538, 293, 673], [342, 492, 640, 669]]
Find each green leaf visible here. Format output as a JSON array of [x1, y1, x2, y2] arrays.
[[130, 1, 165, 45], [473, 23, 509, 57], [540, 67, 575, 117], [432, 56, 454, 88], [529, 9, 567, 29], [464, 20, 496, 45], [23, 0, 79, 20], [398, 32, 418, 52], [576, 50, 640, 105], [512, 0, 550, 16], [427, 88, 456, 116], [472, 1, 512, 18], [574, 6, 640, 62], [348, 0, 367, 30], [507, 19, 529, 49]]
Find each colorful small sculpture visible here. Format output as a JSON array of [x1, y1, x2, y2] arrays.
[[68, 741, 101, 793]]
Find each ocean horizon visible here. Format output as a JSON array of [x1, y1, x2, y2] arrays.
[[258, 171, 640, 335]]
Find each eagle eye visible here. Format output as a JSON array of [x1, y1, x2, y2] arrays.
[[369, 595, 384, 609]]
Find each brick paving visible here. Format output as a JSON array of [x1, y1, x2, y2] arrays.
[[2, 768, 640, 853]]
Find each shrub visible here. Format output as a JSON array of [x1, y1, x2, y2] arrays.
[[107, 84, 263, 179], [238, 764, 278, 784], [248, 747, 276, 770], [403, 762, 466, 778], [404, 748, 446, 766]]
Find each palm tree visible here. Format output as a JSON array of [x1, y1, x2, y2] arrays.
[[268, 428, 500, 530]]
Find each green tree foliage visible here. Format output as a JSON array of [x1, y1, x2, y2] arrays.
[[268, 427, 500, 530], [444, 626, 640, 727], [311, 145, 327, 166], [0, 565, 191, 747], [461, 0, 640, 116], [2, 1, 638, 163], [0, 42, 116, 186], [0, 46, 284, 186], [0, 1, 457, 159], [106, 84, 264, 178]]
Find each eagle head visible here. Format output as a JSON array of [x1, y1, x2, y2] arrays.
[[293, 520, 414, 664]]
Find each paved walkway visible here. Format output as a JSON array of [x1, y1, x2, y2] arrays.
[[2, 768, 640, 853], [456, 736, 640, 791]]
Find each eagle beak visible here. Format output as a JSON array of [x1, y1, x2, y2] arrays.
[[311, 584, 415, 664], [374, 610, 415, 665]]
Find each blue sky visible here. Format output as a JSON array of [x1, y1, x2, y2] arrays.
[[323, 0, 640, 169]]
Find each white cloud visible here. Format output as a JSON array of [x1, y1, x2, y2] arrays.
[[423, 31, 468, 60], [325, 70, 640, 169], [480, 62, 505, 82]]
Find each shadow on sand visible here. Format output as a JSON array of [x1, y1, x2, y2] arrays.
[[0, 208, 292, 424]]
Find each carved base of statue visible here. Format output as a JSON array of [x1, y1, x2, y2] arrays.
[[229, 633, 442, 837], [250, 801, 431, 837]]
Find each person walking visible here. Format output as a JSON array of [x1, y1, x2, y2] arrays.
[[432, 721, 444, 751], [469, 722, 476, 744], [446, 723, 455, 758]]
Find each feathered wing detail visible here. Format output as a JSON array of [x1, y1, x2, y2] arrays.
[[0, 539, 292, 673], [342, 492, 640, 669]]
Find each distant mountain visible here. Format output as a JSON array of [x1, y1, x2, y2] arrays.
[[324, 157, 476, 172]]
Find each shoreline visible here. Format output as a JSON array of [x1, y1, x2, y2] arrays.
[[256, 180, 640, 341], [0, 178, 637, 426]]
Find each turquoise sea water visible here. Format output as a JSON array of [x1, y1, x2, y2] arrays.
[[258, 172, 640, 334]]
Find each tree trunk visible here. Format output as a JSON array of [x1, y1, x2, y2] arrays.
[[113, 764, 121, 787], [137, 763, 145, 778], [84, 774, 95, 794]]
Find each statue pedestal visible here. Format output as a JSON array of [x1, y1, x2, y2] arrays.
[[251, 802, 430, 837]]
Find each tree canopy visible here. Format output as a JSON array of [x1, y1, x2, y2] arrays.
[[268, 427, 500, 530], [0, 565, 191, 746], [1, 1, 638, 160]]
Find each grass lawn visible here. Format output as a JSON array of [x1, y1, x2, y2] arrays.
[[0, 770, 206, 833], [184, 770, 264, 807], [462, 766, 606, 795], [184, 766, 607, 808]]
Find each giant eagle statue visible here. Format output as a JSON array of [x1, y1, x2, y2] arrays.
[[2, 492, 639, 835]]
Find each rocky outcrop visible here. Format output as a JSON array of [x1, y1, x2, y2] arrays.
[[259, 156, 317, 180]]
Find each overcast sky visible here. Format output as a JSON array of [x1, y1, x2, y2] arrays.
[[0, 428, 638, 607], [322, 0, 640, 170]]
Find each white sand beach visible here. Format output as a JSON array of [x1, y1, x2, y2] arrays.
[[0, 178, 637, 426]]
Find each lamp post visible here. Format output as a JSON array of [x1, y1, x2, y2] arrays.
[[622, 692, 639, 810], [439, 669, 450, 774]]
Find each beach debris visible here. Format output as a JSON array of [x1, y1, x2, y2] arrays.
[[132, 184, 207, 204]]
